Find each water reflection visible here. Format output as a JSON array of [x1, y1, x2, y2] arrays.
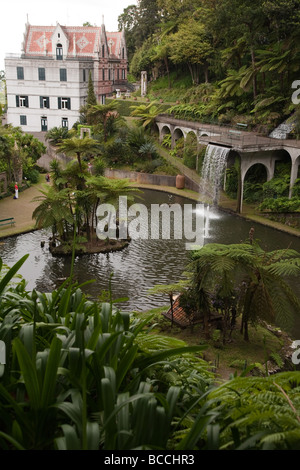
[[1, 189, 300, 336]]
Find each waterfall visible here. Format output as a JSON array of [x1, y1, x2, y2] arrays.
[[201, 144, 230, 204]]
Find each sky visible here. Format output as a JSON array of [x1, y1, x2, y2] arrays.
[[0, 0, 136, 71]]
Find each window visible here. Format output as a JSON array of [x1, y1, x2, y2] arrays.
[[20, 115, 27, 126], [122, 47, 125, 59], [38, 68, 46, 81], [102, 44, 105, 58], [60, 68, 67, 81], [102, 69, 105, 81], [122, 69, 125, 80], [40, 96, 50, 109], [41, 117, 48, 132], [58, 97, 71, 110], [16, 95, 29, 108], [56, 44, 63, 60], [83, 69, 86, 82], [17, 67, 24, 80], [62, 118, 68, 129]]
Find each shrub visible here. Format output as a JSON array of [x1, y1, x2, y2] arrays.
[[93, 157, 106, 176], [263, 175, 290, 199], [259, 196, 300, 212], [24, 168, 40, 184]]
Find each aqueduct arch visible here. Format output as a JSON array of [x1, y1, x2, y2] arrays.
[[155, 115, 300, 213]]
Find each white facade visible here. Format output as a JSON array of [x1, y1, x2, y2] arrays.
[[5, 57, 93, 132], [5, 21, 128, 133]]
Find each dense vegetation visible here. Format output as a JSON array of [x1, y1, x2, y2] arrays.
[[1, 2, 300, 451], [1, 255, 300, 450], [0, 124, 46, 195], [120, 0, 300, 130], [26, 97, 180, 254]]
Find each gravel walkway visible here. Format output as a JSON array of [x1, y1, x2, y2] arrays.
[[0, 180, 47, 239]]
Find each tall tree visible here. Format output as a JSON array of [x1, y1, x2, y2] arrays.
[[86, 102, 123, 142], [87, 70, 97, 106], [168, 19, 213, 84], [190, 242, 300, 341]]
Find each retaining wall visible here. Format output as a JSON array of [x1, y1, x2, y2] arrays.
[[104, 169, 200, 193]]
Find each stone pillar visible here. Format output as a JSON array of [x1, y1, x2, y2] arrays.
[[141, 71, 147, 97], [289, 159, 299, 198]]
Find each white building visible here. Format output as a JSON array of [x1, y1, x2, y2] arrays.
[[5, 19, 128, 133]]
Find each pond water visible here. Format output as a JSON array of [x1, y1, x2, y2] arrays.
[[1, 188, 300, 337]]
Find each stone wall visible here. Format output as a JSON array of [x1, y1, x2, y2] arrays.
[[104, 168, 200, 193]]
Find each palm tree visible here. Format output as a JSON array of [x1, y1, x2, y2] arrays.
[[190, 242, 300, 341], [32, 186, 74, 241], [74, 175, 140, 241], [86, 102, 122, 141], [130, 101, 164, 132], [45, 126, 70, 146], [56, 136, 100, 173]]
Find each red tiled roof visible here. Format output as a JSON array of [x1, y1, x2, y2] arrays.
[[24, 25, 123, 58]]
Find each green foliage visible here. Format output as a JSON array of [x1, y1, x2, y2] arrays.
[[87, 70, 97, 106], [24, 168, 40, 184], [130, 101, 164, 131], [259, 197, 300, 213], [46, 127, 70, 145], [1, 255, 300, 450], [187, 242, 300, 341], [263, 175, 290, 199], [207, 372, 300, 450], [120, 0, 300, 125], [225, 165, 239, 199], [92, 157, 106, 176]]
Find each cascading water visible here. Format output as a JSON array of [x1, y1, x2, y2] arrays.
[[201, 144, 230, 204]]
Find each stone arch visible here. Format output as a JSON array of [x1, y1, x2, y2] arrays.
[[157, 123, 171, 145], [239, 161, 270, 213], [186, 129, 197, 141], [185, 130, 197, 148], [172, 127, 184, 149]]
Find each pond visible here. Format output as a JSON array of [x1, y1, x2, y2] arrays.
[[1, 188, 300, 337]]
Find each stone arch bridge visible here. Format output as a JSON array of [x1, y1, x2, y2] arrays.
[[155, 115, 300, 212]]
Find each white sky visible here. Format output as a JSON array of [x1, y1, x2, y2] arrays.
[[1, 0, 136, 71]]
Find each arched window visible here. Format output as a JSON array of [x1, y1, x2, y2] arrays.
[[56, 43, 63, 60], [122, 47, 124, 59], [102, 44, 105, 58]]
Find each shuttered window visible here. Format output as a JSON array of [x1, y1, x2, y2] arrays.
[[20, 115, 27, 125], [56, 45, 63, 60], [17, 67, 24, 80], [38, 68, 46, 81], [58, 97, 71, 110], [40, 96, 50, 108], [60, 68, 67, 81], [16, 96, 29, 107]]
